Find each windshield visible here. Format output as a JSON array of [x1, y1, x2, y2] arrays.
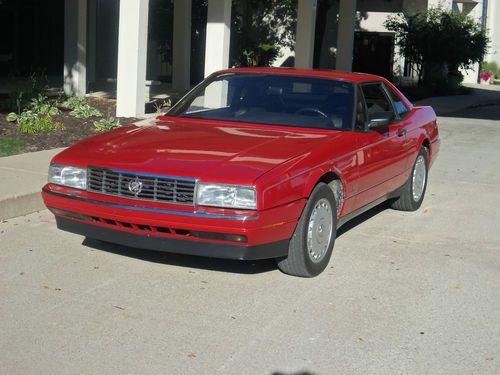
[[168, 73, 355, 130]]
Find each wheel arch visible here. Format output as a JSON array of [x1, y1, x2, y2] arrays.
[[418, 136, 431, 164], [305, 168, 345, 217]]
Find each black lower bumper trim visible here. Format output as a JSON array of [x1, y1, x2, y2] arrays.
[[56, 217, 289, 260]]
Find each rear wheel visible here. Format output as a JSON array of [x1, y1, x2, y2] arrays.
[[277, 183, 337, 277], [391, 147, 429, 211]]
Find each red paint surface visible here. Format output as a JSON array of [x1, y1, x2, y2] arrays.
[[43, 69, 439, 250]]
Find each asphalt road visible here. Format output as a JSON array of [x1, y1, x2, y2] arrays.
[[1, 108, 499, 375]]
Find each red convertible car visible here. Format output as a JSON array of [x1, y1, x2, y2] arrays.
[[42, 68, 439, 277]]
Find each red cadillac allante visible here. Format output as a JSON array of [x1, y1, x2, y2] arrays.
[[42, 68, 440, 277]]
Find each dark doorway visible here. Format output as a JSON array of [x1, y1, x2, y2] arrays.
[[353, 32, 394, 80], [0, 0, 64, 77]]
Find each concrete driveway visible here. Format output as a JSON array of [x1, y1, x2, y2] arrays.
[[1, 108, 499, 375]]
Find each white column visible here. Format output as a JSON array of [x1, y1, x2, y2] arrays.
[[487, 0, 500, 65], [336, 0, 356, 71], [295, 0, 317, 69], [428, 0, 453, 10], [87, 0, 97, 84], [64, 0, 87, 96], [172, 0, 192, 90], [204, 0, 232, 77], [116, 0, 149, 117]]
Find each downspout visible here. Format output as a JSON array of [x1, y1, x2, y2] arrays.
[[482, 0, 488, 31]]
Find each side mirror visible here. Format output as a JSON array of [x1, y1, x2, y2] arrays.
[[368, 117, 391, 130], [367, 111, 394, 130]]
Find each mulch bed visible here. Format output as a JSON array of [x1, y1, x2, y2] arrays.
[[0, 97, 138, 154]]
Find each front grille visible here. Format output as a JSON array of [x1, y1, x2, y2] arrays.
[[87, 167, 196, 205]]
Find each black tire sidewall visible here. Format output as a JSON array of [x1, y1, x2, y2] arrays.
[[409, 147, 429, 210], [297, 183, 338, 276]]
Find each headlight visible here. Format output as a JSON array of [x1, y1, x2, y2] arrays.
[[196, 183, 256, 210], [48, 164, 87, 190]]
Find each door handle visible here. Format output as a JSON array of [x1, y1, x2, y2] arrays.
[[397, 129, 407, 137]]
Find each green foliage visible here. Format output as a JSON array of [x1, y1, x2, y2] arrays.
[[63, 96, 102, 118], [481, 61, 499, 78], [62, 95, 86, 110], [17, 112, 62, 134], [230, 0, 296, 67], [153, 98, 172, 114], [70, 104, 102, 119], [29, 94, 59, 116], [385, 7, 488, 85], [242, 43, 278, 67], [0, 137, 26, 157], [94, 117, 120, 132], [6, 93, 60, 131], [6, 112, 17, 122]]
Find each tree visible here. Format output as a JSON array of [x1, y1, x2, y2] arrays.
[[230, 0, 297, 67], [385, 7, 488, 85]]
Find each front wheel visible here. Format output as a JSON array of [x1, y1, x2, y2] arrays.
[[277, 183, 337, 277], [391, 147, 429, 211]]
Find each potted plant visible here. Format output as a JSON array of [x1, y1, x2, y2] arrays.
[[480, 71, 492, 84]]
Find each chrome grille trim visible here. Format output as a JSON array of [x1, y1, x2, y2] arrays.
[[87, 166, 197, 205]]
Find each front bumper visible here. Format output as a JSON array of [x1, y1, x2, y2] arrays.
[[56, 216, 289, 260], [42, 184, 305, 260]]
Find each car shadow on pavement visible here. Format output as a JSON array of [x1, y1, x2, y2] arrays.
[[80, 201, 391, 275], [82, 237, 278, 275], [336, 201, 391, 238]]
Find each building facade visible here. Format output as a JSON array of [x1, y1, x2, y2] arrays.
[[1, 0, 498, 117]]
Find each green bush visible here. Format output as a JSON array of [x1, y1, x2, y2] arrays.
[[62, 95, 102, 118], [6, 93, 62, 134], [17, 112, 62, 134], [30, 94, 59, 116], [481, 61, 499, 78], [70, 104, 102, 118], [385, 7, 488, 85], [62, 96, 86, 110], [94, 117, 120, 132]]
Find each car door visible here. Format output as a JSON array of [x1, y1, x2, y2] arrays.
[[352, 82, 409, 210]]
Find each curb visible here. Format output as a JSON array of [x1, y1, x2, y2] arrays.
[[0, 191, 44, 221], [0, 147, 64, 221]]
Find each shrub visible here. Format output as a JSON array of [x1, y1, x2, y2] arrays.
[[153, 98, 172, 114], [481, 61, 499, 78], [29, 94, 59, 116], [94, 117, 120, 132], [70, 104, 101, 118], [17, 112, 62, 134], [62, 95, 102, 118], [6, 93, 62, 134], [385, 7, 488, 85], [62, 96, 86, 110]]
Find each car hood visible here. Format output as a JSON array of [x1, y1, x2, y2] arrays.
[[53, 117, 343, 185]]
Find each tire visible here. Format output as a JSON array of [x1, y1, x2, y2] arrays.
[[277, 183, 337, 277], [391, 147, 429, 211]]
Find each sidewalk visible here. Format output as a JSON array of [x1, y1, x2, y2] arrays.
[[1, 84, 500, 220], [0, 148, 64, 220], [415, 83, 500, 115]]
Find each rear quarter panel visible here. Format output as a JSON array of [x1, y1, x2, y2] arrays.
[[404, 106, 440, 166]]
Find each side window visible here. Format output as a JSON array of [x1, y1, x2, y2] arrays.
[[360, 83, 395, 120], [385, 84, 409, 117]]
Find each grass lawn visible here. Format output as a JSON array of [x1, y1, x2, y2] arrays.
[[0, 137, 26, 157]]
